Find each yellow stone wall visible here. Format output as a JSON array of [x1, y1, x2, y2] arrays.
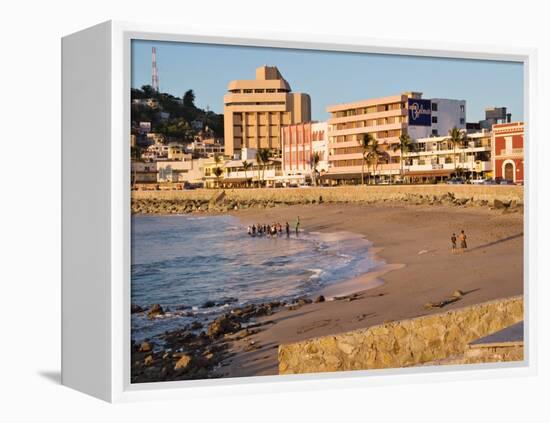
[[278, 296, 524, 375]]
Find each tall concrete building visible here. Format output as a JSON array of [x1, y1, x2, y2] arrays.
[[223, 66, 311, 157]]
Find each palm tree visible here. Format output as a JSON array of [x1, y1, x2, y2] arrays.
[[359, 133, 375, 185], [311, 152, 320, 186], [448, 127, 466, 174], [254, 151, 261, 187], [367, 139, 384, 184], [392, 133, 412, 183], [213, 166, 223, 188], [365, 153, 374, 185], [256, 148, 271, 187], [255, 150, 262, 187], [211, 153, 224, 188], [242, 160, 252, 188]]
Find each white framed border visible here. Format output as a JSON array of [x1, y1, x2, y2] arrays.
[[68, 20, 539, 402]]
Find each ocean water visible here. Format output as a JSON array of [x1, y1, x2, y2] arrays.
[[131, 214, 379, 342]]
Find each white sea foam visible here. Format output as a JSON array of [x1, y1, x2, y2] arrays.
[[308, 268, 323, 280]]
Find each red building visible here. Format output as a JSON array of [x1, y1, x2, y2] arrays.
[[281, 122, 328, 174], [282, 122, 313, 173], [492, 122, 524, 183]]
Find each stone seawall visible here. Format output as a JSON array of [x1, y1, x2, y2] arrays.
[[132, 185, 524, 214], [278, 296, 523, 374]]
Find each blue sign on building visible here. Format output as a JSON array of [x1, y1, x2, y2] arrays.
[[407, 98, 432, 126]]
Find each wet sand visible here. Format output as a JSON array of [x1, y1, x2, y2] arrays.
[[214, 202, 524, 378]]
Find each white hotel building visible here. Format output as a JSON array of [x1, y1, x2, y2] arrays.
[[403, 130, 492, 182]]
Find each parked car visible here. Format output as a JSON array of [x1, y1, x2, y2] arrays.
[[446, 177, 466, 185], [499, 179, 515, 185], [482, 179, 498, 185], [470, 178, 487, 185]]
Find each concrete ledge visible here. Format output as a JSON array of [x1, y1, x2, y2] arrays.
[[469, 321, 523, 347], [278, 296, 523, 374]]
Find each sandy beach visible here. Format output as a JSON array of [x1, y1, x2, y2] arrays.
[[211, 202, 524, 378]]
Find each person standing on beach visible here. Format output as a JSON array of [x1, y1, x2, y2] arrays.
[[295, 216, 300, 236], [451, 233, 457, 253], [459, 230, 467, 252], [285, 222, 290, 237]]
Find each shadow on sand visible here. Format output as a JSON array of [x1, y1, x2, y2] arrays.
[[469, 233, 523, 252]]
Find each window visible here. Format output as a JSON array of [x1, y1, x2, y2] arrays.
[[432, 116, 438, 124], [431, 103, 438, 112], [460, 105, 465, 113], [460, 118, 465, 124], [432, 129, 439, 136], [243, 89, 252, 93]]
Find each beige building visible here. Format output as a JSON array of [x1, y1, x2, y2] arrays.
[[131, 161, 157, 185], [223, 66, 311, 157]]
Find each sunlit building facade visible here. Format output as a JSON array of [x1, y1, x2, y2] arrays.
[[223, 66, 311, 157], [325, 92, 466, 183]]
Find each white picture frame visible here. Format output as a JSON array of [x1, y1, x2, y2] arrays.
[[61, 20, 538, 403]]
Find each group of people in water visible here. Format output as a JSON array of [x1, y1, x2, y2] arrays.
[[451, 230, 468, 253], [247, 217, 301, 238]]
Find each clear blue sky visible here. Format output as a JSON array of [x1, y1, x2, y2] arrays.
[[132, 39, 523, 122]]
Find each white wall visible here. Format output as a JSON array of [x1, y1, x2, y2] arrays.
[[431, 98, 466, 136], [408, 125, 432, 140], [312, 121, 329, 172]]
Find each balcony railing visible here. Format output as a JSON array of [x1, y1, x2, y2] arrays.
[[498, 148, 523, 155]]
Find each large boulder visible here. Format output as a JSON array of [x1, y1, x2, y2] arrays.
[[174, 354, 192, 370], [139, 341, 152, 352], [147, 304, 165, 319], [297, 298, 313, 306], [131, 304, 145, 314], [493, 199, 508, 209], [207, 315, 241, 338]]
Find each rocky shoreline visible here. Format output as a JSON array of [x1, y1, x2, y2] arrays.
[[131, 296, 326, 383], [132, 190, 524, 215]]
